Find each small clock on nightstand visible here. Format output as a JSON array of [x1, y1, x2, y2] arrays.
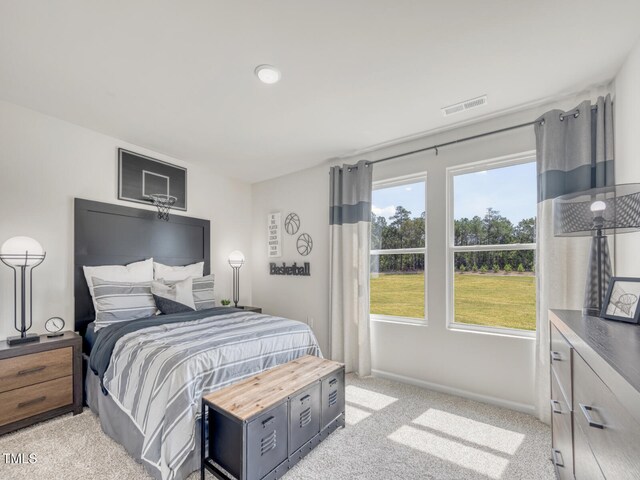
[[45, 317, 65, 338]]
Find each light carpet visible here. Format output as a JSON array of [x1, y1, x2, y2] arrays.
[[0, 375, 554, 480]]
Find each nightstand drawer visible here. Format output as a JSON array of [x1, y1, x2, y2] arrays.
[[0, 375, 72, 426], [0, 347, 72, 393]]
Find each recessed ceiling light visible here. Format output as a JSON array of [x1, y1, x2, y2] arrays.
[[255, 65, 281, 84]]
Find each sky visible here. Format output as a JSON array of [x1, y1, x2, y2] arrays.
[[372, 162, 536, 223]]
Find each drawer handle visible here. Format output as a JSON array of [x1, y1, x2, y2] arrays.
[[262, 416, 274, 428], [300, 394, 311, 404], [552, 448, 564, 467], [329, 378, 338, 387], [579, 403, 605, 429], [550, 399, 562, 415], [17, 365, 46, 376], [17, 396, 46, 409], [550, 351, 562, 362]]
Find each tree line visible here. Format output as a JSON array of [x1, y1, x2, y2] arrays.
[[371, 206, 535, 274]]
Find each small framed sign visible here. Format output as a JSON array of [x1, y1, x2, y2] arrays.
[[268, 213, 282, 258], [601, 277, 640, 324]]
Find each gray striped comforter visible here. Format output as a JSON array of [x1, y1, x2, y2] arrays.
[[101, 310, 321, 480]]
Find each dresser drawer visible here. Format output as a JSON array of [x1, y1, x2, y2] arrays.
[[574, 422, 605, 480], [0, 347, 72, 393], [550, 323, 572, 406], [550, 370, 573, 480], [0, 375, 73, 426], [574, 352, 640, 479]]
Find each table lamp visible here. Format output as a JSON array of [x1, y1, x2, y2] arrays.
[[0, 236, 46, 346], [553, 184, 640, 315]]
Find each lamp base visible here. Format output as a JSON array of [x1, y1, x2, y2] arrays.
[[583, 234, 612, 317], [582, 307, 601, 317], [6, 333, 40, 346]]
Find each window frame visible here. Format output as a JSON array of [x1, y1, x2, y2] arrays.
[[446, 151, 537, 338], [370, 172, 428, 326]]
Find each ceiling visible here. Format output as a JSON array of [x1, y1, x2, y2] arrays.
[[1, 1, 639, 183]]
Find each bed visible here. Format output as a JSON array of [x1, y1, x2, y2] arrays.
[[75, 199, 321, 480]]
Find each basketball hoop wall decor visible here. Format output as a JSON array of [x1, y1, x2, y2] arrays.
[[150, 194, 177, 221], [118, 148, 187, 211]]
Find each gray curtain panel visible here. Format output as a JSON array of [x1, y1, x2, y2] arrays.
[[329, 159, 373, 376], [534, 94, 614, 423]]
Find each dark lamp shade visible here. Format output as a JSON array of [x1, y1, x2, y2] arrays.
[[553, 183, 640, 237]]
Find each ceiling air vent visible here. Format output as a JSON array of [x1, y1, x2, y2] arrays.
[[442, 95, 488, 117]]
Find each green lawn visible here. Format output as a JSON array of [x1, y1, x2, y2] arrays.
[[370, 273, 536, 331]]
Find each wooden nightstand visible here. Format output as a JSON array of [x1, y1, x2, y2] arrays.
[[238, 306, 262, 313], [0, 331, 82, 435]]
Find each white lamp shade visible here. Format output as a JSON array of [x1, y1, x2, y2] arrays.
[[0, 236, 45, 266], [228, 250, 245, 267]]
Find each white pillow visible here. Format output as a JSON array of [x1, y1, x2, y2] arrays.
[[151, 278, 196, 311], [83, 258, 154, 317], [153, 261, 204, 281]]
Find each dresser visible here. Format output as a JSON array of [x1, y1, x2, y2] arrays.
[[549, 310, 640, 479], [0, 332, 83, 435]]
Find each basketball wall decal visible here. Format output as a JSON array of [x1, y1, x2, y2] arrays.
[[297, 233, 313, 256], [285, 212, 300, 235]]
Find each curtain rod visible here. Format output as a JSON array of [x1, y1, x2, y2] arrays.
[[366, 104, 598, 166]]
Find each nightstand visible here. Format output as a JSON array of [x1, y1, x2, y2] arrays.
[[0, 331, 82, 435], [237, 306, 262, 313]]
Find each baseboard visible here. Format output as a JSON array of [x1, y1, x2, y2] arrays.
[[371, 369, 536, 416]]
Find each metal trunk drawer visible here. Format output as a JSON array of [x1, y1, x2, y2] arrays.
[[573, 352, 640, 479], [288, 382, 321, 455], [246, 402, 288, 480], [550, 370, 573, 480], [321, 369, 345, 429], [550, 323, 572, 406]]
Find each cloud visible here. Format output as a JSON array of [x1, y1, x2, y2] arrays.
[[372, 205, 396, 219]]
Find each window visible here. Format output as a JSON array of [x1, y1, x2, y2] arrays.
[[370, 175, 426, 321], [448, 156, 536, 333]]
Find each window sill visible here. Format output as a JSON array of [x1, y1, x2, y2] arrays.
[[370, 315, 427, 327], [448, 322, 536, 339]]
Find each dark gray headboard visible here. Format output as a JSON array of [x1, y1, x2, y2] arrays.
[[74, 198, 210, 335]]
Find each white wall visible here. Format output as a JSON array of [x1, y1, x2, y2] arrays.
[[0, 100, 253, 340], [251, 164, 330, 354], [614, 38, 640, 276], [251, 93, 606, 412]]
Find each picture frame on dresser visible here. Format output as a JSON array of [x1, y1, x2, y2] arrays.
[[601, 277, 640, 324]]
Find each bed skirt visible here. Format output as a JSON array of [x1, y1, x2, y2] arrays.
[[85, 357, 201, 480]]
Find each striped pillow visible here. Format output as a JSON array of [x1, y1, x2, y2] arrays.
[[92, 277, 158, 331], [162, 274, 216, 311], [192, 275, 216, 310]]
